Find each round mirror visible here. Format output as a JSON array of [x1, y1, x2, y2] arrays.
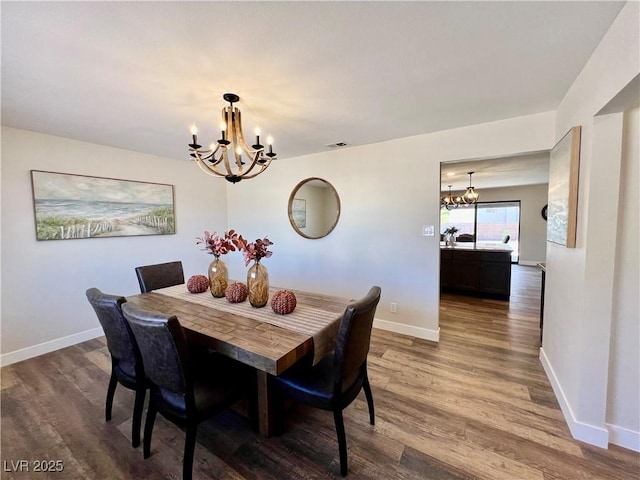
[[288, 178, 340, 239]]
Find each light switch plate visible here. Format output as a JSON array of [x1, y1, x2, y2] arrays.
[[422, 225, 435, 236]]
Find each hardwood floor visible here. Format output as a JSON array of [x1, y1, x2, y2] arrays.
[[2, 265, 638, 479]]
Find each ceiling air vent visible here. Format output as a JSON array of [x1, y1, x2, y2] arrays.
[[326, 142, 349, 148]]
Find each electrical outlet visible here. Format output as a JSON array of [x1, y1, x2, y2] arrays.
[[390, 302, 398, 313]]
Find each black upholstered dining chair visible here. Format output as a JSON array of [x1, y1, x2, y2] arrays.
[[121, 302, 249, 480], [273, 286, 382, 477], [85, 288, 147, 448], [135, 261, 185, 293]]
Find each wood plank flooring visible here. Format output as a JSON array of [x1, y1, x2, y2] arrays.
[[2, 266, 638, 479]]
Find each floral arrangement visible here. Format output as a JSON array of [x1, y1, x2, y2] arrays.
[[444, 226, 458, 236], [238, 236, 273, 266], [196, 230, 241, 257]]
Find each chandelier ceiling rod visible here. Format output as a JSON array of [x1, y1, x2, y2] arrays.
[[188, 93, 277, 183]]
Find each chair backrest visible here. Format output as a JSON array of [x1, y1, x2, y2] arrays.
[[135, 261, 185, 293], [121, 302, 190, 396], [457, 234, 475, 242], [333, 286, 381, 393], [85, 288, 142, 379]]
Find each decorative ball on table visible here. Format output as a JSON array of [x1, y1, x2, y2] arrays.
[[225, 282, 248, 303], [271, 290, 297, 315], [187, 275, 209, 294]]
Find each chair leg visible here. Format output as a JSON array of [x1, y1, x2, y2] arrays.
[[183, 423, 198, 480], [131, 387, 146, 448], [143, 402, 157, 459], [333, 409, 349, 477], [363, 372, 375, 426], [105, 370, 118, 422]]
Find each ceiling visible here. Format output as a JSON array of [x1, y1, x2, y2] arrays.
[[440, 152, 551, 191], [1, 1, 624, 169]]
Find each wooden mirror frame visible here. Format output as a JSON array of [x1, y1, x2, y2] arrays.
[[288, 177, 341, 239]]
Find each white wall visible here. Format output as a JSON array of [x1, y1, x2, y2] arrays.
[[1, 127, 228, 365], [539, 1, 640, 451], [226, 111, 554, 342], [607, 105, 639, 450], [467, 183, 549, 265]]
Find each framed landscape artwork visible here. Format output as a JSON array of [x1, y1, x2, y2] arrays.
[[546, 126, 581, 248], [30, 170, 175, 241], [292, 198, 306, 228]]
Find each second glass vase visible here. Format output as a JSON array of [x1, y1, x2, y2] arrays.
[[247, 261, 269, 308], [208, 256, 228, 298]]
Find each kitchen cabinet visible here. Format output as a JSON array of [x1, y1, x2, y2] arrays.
[[440, 246, 512, 300]]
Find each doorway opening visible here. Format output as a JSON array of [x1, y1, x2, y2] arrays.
[[440, 200, 521, 263]]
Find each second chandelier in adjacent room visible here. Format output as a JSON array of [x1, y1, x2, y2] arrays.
[[461, 171, 479, 204]]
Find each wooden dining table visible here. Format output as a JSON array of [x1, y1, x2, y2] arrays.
[[126, 283, 352, 436]]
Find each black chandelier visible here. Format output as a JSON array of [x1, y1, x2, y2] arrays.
[[188, 93, 276, 183]]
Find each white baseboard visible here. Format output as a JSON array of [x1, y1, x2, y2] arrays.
[[607, 423, 640, 452], [1, 327, 104, 367], [373, 318, 440, 342], [539, 347, 609, 448], [519, 260, 542, 267]]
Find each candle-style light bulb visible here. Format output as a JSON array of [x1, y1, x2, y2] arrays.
[[190, 124, 198, 145], [252, 127, 263, 150], [267, 136, 274, 154], [220, 121, 227, 142]]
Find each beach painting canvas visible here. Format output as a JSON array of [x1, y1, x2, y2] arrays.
[[31, 170, 175, 241], [546, 126, 581, 248]]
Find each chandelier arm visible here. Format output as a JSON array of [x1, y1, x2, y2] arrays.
[[197, 143, 222, 159], [237, 152, 268, 178], [210, 143, 221, 156], [229, 110, 245, 171], [220, 149, 234, 177], [233, 108, 262, 157], [231, 159, 272, 180], [222, 107, 231, 136], [196, 152, 271, 181], [195, 156, 227, 178], [190, 144, 222, 163], [208, 152, 226, 169], [194, 147, 225, 168]]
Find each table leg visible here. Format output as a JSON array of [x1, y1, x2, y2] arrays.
[[256, 370, 277, 437]]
